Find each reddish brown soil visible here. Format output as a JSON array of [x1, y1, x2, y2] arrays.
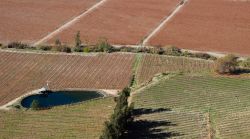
[[49, 0, 181, 45], [0, 51, 134, 105], [148, 0, 250, 56], [0, 0, 98, 44]]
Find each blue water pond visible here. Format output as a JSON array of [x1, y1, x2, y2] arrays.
[[21, 90, 104, 108]]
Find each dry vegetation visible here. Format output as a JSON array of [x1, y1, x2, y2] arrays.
[[136, 54, 214, 85], [0, 97, 115, 139]]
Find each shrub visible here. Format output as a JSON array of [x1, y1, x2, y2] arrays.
[[163, 46, 182, 56], [215, 54, 238, 74], [30, 99, 40, 110], [55, 39, 62, 46], [7, 42, 29, 49], [192, 53, 212, 60], [56, 45, 72, 53], [148, 47, 162, 54], [73, 46, 83, 52], [96, 39, 114, 53], [239, 58, 250, 68], [61, 46, 72, 53], [14, 104, 21, 109], [83, 47, 90, 53], [182, 51, 193, 57], [0, 43, 2, 48], [136, 47, 149, 53], [39, 45, 52, 51], [120, 47, 135, 53]]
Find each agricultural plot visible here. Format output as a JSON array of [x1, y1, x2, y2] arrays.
[[136, 54, 214, 85], [0, 97, 115, 139], [132, 74, 250, 138], [0, 0, 98, 44], [0, 51, 134, 105], [48, 0, 181, 45], [148, 0, 250, 55]]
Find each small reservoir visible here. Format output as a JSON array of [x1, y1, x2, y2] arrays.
[[21, 90, 104, 108]]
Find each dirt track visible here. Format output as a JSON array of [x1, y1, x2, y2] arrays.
[[148, 0, 250, 56], [34, 0, 109, 46]]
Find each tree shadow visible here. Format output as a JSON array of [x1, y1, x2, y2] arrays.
[[133, 108, 172, 116], [235, 68, 250, 75], [122, 108, 183, 139]]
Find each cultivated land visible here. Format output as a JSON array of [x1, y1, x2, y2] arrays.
[[0, 0, 98, 44], [136, 54, 214, 85], [1, 0, 250, 138], [48, 0, 181, 45], [132, 74, 250, 139], [0, 51, 134, 105], [0, 97, 115, 139], [148, 0, 250, 55]]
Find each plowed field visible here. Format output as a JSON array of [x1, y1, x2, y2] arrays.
[[0, 51, 134, 105], [48, 0, 181, 45], [0, 0, 98, 44], [148, 0, 250, 55]]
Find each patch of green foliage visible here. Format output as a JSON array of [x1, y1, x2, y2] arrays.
[[95, 38, 114, 53], [30, 99, 40, 110], [215, 54, 238, 74], [239, 58, 250, 68], [100, 88, 133, 139], [133, 74, 250, 138], [39, 45, 52, 51]]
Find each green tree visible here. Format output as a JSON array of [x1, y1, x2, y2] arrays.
[[75, 31, 82, 48], [100, 87, 133, 139], [215, 54, 238, 74], [30, 99, 40, 110], [96, 38, 113, 53], [239, 58, 250, 68], [55, 39, 61, 47]]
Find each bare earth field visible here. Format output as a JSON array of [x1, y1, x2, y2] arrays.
[[148, 0, 250, 56], [0, 0, 98, 44], [0, 51, 134, 105], [48, 0, 181, 45]]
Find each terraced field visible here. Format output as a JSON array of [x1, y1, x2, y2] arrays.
[[136, 54, 214, 85], [0, 51, 134, 105], [0, 97, 115, 139], [132, 74, 250, 139]]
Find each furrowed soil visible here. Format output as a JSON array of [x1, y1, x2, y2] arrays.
[[148, 0, 250, 56], [0, 51, 134, 105], [0, 0, 98, 44], [48, 0, 181, 45]]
